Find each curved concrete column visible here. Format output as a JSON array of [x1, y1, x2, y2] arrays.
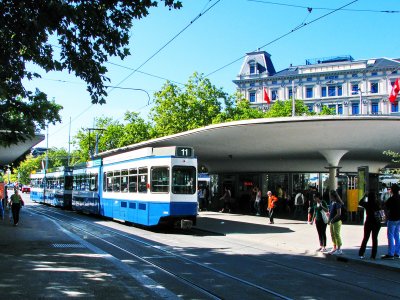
[[319, 150, 349, 191]]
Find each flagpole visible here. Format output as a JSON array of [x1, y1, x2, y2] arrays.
[[292, 80, 295, 117]]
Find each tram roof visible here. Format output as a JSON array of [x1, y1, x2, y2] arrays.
[[97, 116, 400, 174], [0, 133, 45, 167]]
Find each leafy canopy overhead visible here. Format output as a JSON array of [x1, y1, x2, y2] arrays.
[[0, 0, 181, 146]]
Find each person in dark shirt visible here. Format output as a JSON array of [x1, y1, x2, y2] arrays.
[[358, 191, 382, 259], [381, 184, 400, 260]]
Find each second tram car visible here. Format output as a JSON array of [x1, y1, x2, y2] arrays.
[[30, 167, 73, 209]]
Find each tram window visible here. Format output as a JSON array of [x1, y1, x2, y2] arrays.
[[106, 171, 113, 192], [113, 170, 121, 192], [89, 173, 98, 191], [103, 172, 107, 192], [138, 167, 148, 193], [151, 167, 169, 193], [172, 166, 196, 194], [129, 168, 137, 193], [121, 169, 128, 193]]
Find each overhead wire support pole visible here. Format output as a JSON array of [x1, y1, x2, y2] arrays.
[[87, 128, 106, 159]]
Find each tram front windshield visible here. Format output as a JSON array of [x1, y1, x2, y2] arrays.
[[172, 166, 196, 194]]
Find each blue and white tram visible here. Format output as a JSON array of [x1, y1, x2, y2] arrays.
[[30, 171, 46, 203], [99, 146, 198, 227], [30, 167, 73, 209], [72, 159, 101, 214]]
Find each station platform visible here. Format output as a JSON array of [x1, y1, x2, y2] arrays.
[[0, 204, 398, 299]]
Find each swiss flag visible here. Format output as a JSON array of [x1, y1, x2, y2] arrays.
[[263, 87, 271, 104], [389, 78, 400, 103]]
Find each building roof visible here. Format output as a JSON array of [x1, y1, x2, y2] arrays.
[[97, 116, 400, 174], [0, 134, 45, 166]]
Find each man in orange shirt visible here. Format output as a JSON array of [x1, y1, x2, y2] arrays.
[[267, 191, 278, 224]]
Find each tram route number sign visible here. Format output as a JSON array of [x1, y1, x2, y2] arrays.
[[176, 147, 193, 158]]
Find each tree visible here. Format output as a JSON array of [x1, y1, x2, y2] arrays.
[[150, 72, 227, 137], [213, 93, 267, 123], [265, 99, 312, 118], [0, 0, 182, 146]]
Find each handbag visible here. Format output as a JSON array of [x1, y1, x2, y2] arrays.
[[374, 209, 386, 223], [321, 210, 329, 224]]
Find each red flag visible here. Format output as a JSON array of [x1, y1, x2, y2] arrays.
[[263, 87, 271, 104], [389, 78, 400, 103]]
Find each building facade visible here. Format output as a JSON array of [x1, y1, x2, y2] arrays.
[[233, 51, 400, 115]]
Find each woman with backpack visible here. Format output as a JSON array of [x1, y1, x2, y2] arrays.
[[328, 190, 344, 255]]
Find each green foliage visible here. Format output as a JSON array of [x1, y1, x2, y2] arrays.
[[384, 150, 400, 163], [213, 93, 267, 123], [150, 72, 227, 137], [265, 99, 312, 117], [319, 106, 336, 115], [0, 0, 181, 146]]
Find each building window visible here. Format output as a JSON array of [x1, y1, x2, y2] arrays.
[[249, 92, 256, 103], [328, 86, 336, 97], [249, 64, 256, 74], [271, 90, 278, 100], [370, 82, 379, 94], [352, 103, 359, 115], [338, 104, 343, 115], [288, 87, 293, 99], [392, 102, 398, 113], [250, 82, 255, 87], [371, 102, 379, 114], [321, 87, 327, 97], [352, 73, 358, 78], [307, 105, 313, 112], [307, 77, 313, 82], [371, 72, 378, 76], [351, 84, 359, 95], [272, 80, 277, 84], [326, 75, 338, 80], [306, 87, 313, 98], [338, 85, 342, 96]]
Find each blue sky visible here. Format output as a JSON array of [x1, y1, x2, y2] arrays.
[[26, 0, 399, 150]]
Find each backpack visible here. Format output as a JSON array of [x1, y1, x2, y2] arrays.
[[340, 204, 348, 222]]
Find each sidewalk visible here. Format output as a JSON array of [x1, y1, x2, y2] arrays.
[[195, 211, 400, 272], [0, 205, 398, 299]]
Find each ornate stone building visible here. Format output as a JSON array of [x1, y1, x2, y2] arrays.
[[233, 51, 400, 115]]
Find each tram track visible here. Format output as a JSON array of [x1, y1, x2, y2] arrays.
[[28, 205, 292, 300], [27, 205, 400, 300]]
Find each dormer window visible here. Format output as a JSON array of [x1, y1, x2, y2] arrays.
[[249, 60, 256, 75], [250, 65, 256, 74]]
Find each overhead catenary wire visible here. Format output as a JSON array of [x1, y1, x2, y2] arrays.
[[247, 0, 400, 13], [206, 0, 359, 77], [108, 0, 222, 93], [43, 1, 222, 147]]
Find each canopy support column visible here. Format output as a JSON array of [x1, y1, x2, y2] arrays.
[[319, 150, 348, 191]]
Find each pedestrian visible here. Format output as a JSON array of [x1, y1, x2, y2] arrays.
[[267, 191, 278, 224], [254, 187, 262, 216], [358, 191, 382, 259], [0, 196, 4, 220], [381, 183, 400, 260], [198, 187, 205, 211], [328, 190, 344, 255], [310, 192, 329, 252], [293, 190, 304, 219], [219, 187, 231, 213], [10, 188, 24, 226]]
